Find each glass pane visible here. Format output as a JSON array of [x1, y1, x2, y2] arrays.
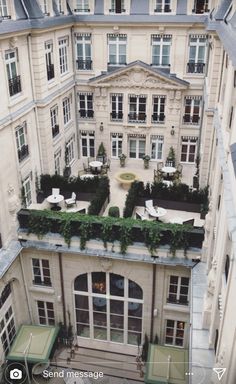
[[74, 274, 88, 291], [76, 310, 89, 324], [110, 299, 124, 315], [128, 318, 142, 332], [77, 324, 90, 337], [94, 327, 107, 340], [92, 272, 106, 294], [93, 312, 107, 327], [110, 314, 123, 329], [93, 297, 107, 312], [128, 303, 142, 318], [111, 329, 123, 343], [128, 332, 141, 345], [75, 295, 88, 310], [110, 274, 124, 296], [128, 280, 143, 299]]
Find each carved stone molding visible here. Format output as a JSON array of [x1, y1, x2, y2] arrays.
[[99, 257, 113, 272]]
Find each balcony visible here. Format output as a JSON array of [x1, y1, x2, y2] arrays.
[[167, 297, 189, 306], [110, 112, 123, 121], [18, 144, 29, 162], [8, 75, 21, 97], [52, 124, 59, 138], [74, 8, 90, 12], [152, 113, 165, 123], [187, 62, 205, 74], [76, 59, 92, 70], [47, 64, 55, 81], [79, 110, 94, 119], [109, 8, 126, 13], [154, 5, 171, 12], [183, 115, 200, 125], [128, 113, 146, 123]]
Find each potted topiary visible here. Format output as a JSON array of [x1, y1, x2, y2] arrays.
[[97, 142, 107, 164], [108, 206, 120, 217], [119, 153, 126, 167], [166, 146, 176, 167], [143, 155, 151, 169]]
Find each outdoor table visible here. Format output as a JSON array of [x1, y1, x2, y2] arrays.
[[89, 160, 103, 174], [161, 166, 176, 177], [66, 377, 84, 384], [47, 194, 64, 211], [147, 207, 167, 219], [32, 362, 50, 375]]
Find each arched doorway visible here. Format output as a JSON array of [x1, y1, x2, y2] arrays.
[[73, 272, 143, 349]]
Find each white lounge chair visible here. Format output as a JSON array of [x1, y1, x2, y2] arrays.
[[65, 192, 77, 207], [52, 188, 60, 196], [145, 200, 158, 217]]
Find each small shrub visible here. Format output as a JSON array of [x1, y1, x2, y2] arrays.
[[108, 206, 120, 217]]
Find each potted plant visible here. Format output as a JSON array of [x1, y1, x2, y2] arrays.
[[166, 146, 176, 167], [119, 153, 126, 167], [143, 155, 151, 169], [97, 142, 107, 164], [108, 206, 120, 217]]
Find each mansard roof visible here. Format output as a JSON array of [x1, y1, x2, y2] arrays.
[[89, 61, 189, 90]]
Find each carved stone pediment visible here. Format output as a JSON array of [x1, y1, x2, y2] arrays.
[[89, 62, 189, 91]]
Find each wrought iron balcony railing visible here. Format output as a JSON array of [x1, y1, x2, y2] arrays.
[[152, 113, 165, 123], [76, 59, 92, 70], [47, 64, 55, 81], [18, 144, 29, 162], [9, 75, 21, 96], [128, 113, 146, 123], [74, 8, 90, 12], [187, 62, 205, 74], [183, 115, 200, 124], [79, 110, 94, 118], [110, 112, 123, 121]]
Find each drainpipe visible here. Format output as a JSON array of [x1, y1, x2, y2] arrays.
[[58, 252, 67, 327], [71, 25, 80, 161], [150, 263, 156, 342]]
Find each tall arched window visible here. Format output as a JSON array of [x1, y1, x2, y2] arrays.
[[74, 272, 143, 345]]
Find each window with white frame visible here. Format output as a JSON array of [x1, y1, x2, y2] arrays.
[[75, 0, 90, 12], [110, 0, 125, 13], [76, 34, 92, 70], [181, 137, 198, 163], [32, 258, 51, 286], [151, 136, 164, 160], [5, 50, 21, 96], [192, 0, 209, 14], [74, 272, 143, 345], [167, 276, 189, 305], [45, 41, 54, 81], [152, 35, 171, 66], [111, 133, 123, 158], [15, 122, 29, 162], [54, 150, 61, 175], [0, 306, 16, 355], [108, 34, 127, 65], [129, 95, 147, 123], [63, 97, 71, 125], [66, 137, 75, 164], [129, 137, 146, 159], [78, 93, 94, 118], [59, 37, 69, 74], [51, 105, 59, 138], [111, 94, 123, 121], [183, 97, 201, 124], [187, 35, 207, 74], [22, 176, 32, 207], [42, 0, 50, 15], [37, 301, 55, 325], [152, 96, 165, 123], [165, 320, 185, 347], [0, 0, 10, 18], [81, 132, 95, 157], [57, 0, 63, 13], [154, 0, 171, 13]]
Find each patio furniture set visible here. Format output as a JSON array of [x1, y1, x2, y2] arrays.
[[46, 188, 77, 211], [154, 162, 183, 185], [83, 157, 110, 176]]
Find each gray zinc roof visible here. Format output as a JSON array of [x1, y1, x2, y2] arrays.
[[214, 0, 232, 20]]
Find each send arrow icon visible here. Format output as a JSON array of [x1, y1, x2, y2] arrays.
[[213, 368, 226, 381]]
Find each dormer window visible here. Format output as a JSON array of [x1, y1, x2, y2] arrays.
[[75, 0, 90, 13], [154, 0, 171, 13], [0, 0, 11, 19], [57, 0, 64, 14], [109, 0, 125, 14], [42, 0, 50, 16], [192, 0, 209, 14]]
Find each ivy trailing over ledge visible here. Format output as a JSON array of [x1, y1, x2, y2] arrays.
[[18, 209, 204, 256]]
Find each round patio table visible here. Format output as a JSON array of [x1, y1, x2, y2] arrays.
[[161, 166, 176, 175], [46, 194, 64, 211], [32, 362, 50, 375], [66, 377, 84, 384], [80, 174, 95, 179], [89, 160, 103, 173]]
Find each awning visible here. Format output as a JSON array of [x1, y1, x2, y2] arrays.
[[145, 344, 189, 384], [7, 325, 59, 363]]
